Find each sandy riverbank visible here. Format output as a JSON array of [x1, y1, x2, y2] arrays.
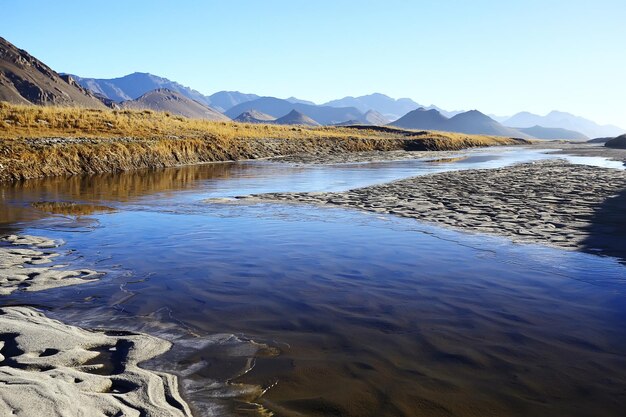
[[231, 160, 626, 257], [540, 141, 626, 162], [0, 306, 192, 417], [0, 234, 194, 416], [0, 234, 101, 295]]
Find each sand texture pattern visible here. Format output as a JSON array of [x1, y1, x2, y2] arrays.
[[0, 234, 101, 295], [235, 161, 626, 255], [0, 306, 193, 417]]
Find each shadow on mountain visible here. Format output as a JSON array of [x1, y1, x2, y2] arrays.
[[581, 186, 626, 265]]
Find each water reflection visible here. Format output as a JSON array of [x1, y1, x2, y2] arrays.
[[1, 146, 626, 416]]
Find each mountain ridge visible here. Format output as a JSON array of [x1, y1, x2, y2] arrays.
[[120, 88, 229, 121], [391, 108, 532, 138], [504, 111, 624, 138], [0, 37, 105, 108]]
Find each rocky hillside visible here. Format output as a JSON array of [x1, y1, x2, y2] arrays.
[[120, 89, 229, 121], [0, 37, 105, 108]]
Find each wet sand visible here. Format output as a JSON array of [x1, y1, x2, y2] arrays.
[[267, 149, 467, 164], [0, 234, 101, 295], [233, 160, 626, 257], [540, 141, 626, 162], [0, 306, 192, 417], [0, 234, 193, 416]]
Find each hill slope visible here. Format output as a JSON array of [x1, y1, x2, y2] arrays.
[[446, 110, 530, 138], [233, 110, 276, 123], [517, 125, 588, 141], [120, 89, 229, 121], [391, 108, 449, 130], [605, 134, 626, 149], [274, 110, 320, 126], [207, 91, 259, 112], [0, 37, 105, 108], [361, 110, 390, 125], [504, 111, 624, 138], [391, 108, 530, 138], [71, 72, 210, 105], [225, 97, 363, 125], [324, 93, 422, 120]]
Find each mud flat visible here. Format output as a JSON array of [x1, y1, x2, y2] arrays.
[[233, 160, 626, 256]]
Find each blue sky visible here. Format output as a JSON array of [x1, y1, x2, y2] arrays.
[[3, 0, 625, 126]]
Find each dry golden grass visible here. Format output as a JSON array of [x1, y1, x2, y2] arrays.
[[0, 102, 527, 182], [0, 102, 406, 141]]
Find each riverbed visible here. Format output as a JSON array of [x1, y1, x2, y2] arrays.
[[1, 146, 625, 417]]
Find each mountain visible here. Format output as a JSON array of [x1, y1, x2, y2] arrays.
[[422, 105, 465, 118], [504, 111, 625, 138], [605, 134, 626, 149], [390, 107, 449, 130], [324, 93, 422, 120], [274, 109, 321, 126], [332, 110, 390, 126], [390, 108, 530, 138], [517, 125, 588, 141], [488, 114, 511, 123], [233, 110, 276, 123], [207, 91, 259, 112], [0, 36, 105, 108], [225, 97, 363, 125], [120, 89, 229, 121], [446, 110, 530, 138], [71, 72, 210, 106], [286, 96, 316, 105], [587, 137, 614, 144], [361, 110, 389, 125]]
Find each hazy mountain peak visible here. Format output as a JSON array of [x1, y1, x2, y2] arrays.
[[274, 109, 320, 126], [233, 109, 276, 123], [504, 110, 624, 138], [71, 72, 210, 105]]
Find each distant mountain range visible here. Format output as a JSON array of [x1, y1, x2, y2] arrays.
[[70, 72, 259, 113], [275, 110, 320, 126], [502, 111, 623, 138], [323, 93, 421, 121], [120, 89, 228, 121], [392, 108, 533, 138], [233, 110, 276, 124], [1, 36, 624, 139], [225, 97, 363, 125], [516, 125, 588, 141]]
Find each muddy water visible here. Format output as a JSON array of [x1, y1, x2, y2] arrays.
[[1, 147, 625, 417]]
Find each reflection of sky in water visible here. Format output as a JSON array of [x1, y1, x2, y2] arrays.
[[2, 146, 626, 416]]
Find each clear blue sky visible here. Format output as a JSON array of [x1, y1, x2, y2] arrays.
[[3, 0, 625, 126]]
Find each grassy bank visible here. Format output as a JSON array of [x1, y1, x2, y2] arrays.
[[0, 103, 528, 181]]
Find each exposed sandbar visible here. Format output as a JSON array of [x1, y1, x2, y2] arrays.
[[232, 160, 626, 255]]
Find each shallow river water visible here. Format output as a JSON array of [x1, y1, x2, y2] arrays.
[[1, 147, 625, 417]]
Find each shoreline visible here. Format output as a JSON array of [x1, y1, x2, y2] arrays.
[[229, 159, 626, 260], [0, 233, 194, 417], [0, 135, 526, 183]]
